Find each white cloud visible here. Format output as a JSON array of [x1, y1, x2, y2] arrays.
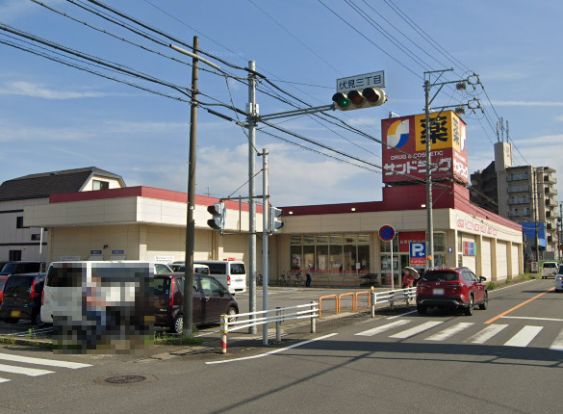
[[488, 100, 563, 108], [102, 121, 187, 134], [0, 122, 95, 143], [0, 81, 107, 100]]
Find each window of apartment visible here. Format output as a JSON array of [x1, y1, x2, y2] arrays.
[[31, 234, 41, 241], [16, 216, 26, 229], [8, 250, 21, 261], [92, 180, 110, 191]]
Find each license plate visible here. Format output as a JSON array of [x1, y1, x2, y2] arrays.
[[433, 288, 444, 295], [10, 310, 21, 318]]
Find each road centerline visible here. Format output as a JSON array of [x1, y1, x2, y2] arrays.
[[485, 288, 554, 325]]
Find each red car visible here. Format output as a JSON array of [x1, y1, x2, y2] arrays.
[[416, 268, 488, 315]]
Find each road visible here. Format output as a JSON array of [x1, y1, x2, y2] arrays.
[[0, 279, 561, 413]]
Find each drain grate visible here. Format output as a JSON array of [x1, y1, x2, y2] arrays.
[[104, 375, 146, 384]]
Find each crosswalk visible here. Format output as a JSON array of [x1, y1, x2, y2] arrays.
[[0, 352, 91, 385], [355, 320, 563, 351]]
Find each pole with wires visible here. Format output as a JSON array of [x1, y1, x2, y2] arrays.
[[247, 60, 258, 335], [424, 77, 435, 270], [261, 148, 270, 346], [183, 35, 199, 338]]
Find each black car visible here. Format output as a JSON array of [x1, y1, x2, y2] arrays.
[[0, 273, 45, 324], [0, 261, 44, 276], [150, 273, 239, 334]]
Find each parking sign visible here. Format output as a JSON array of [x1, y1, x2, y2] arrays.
[[409, 241, 426, 266]]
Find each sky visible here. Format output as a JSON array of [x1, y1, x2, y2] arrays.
[[1, 0, 563, 207]]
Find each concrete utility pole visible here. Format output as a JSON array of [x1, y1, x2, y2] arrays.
[[247, 60, 257, 334], [261, 149, 270, 345], [183, 35, 199, 337], [424, 78, 435, 270], [559, 202, 563, 261]]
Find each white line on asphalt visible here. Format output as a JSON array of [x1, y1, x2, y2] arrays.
[[467, 324, 508, 344], [504, 326, 543, 347], [386, 310, 417, 320], [205, 333, 339, 365], [389, 321, 443, 339], [549, 329, 563, 351], [0, 363, 54, 377], [0, 377, 9, 384], [355, 320, 410, 337], [425, 322, 474, 342], [488, 279, 537, 294], [0, 353, 91, 369], [502, 316, 563, 322]]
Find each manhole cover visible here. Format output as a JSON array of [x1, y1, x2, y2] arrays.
[[104, 375, 146, 384]]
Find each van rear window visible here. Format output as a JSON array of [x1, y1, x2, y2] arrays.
[[92, 264, 150, 284], [543, 262, 557, 268], [206, 263, 227, 274], [46, 266, 84, 287], [4, 276, 34, 294], [230, 263, 245, 275]]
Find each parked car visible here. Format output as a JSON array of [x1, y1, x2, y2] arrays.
[[555, 264, 563, 292], [0, 261, 44, 276], [169, 262, 210, 275], [194, 260, 247, 294], [151, 273, 239, 334], [0, 273, 45, 324], [541, 261, 558, 279], [154, 263, 174, 275], [416, 267, 488, 315]]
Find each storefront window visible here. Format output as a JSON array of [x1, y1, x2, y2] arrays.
[[290, 235, 302, 245], [316, 245, 328, 271], [343, 244, 356, 272], [434, 232, 445, 252], [290, 245, 302, 270], [379, 237, 399, 252], [329, 244, 343, 272], [303, 234, 315, 245], [303, 245, 315, 271]]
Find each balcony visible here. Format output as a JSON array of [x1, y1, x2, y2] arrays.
[[543, 173, 557, 184]]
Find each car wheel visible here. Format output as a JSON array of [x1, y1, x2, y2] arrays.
[[417, 305, 426, 315], [227, 306, 238, 322], [479, 292, 488, 310], [172, 314, 183, 335], [464, 296, 474, 316]]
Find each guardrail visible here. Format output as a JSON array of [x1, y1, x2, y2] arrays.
[[220, 301, 318, 354], [318, 294, 339, 318], [370, 287, 416, 317]]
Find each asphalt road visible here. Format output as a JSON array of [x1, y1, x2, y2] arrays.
[[0, 279, 561, 414]]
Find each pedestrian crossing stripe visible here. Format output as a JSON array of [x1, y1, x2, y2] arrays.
[[0, 353, 91, 385], [354, 320, 563, 351], [0, 363, 54, 377]]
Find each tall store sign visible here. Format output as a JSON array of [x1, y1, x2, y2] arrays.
[[381, 111, 469, 184]]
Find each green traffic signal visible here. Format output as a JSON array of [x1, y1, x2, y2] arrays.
[[332, 92, 350, 109]]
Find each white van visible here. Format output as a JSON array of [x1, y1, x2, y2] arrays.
[[194, 260, 246, 294], [169, 262, 210, 275], [41, 261, 152, 324]]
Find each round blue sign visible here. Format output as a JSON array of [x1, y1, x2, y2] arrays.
[[378, 225, 396, 241]]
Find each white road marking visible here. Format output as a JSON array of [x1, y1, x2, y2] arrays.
[[504, 326, 543, 347], [0, 363, 54, 377], [0, 353, 91, 369], [488, 279, 537, 294], [425, 322, 474, 342], [549, 329, 563, 351], [205, 333, 339, 365], [389, 321, 443, 339], [0, 377, 9, 384], [502, 316, 563, 322], [355, 320, 410, 337], [386, 310, 417, 320], [467, 324, 508, 344]]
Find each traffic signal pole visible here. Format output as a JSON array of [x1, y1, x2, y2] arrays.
[[261, 149, 270, 345], [424, 78, 435, 271]]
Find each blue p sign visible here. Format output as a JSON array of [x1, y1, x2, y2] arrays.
[[410, 242, 426, 258]]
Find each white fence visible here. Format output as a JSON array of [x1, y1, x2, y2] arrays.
[[220, 301, 318, 354], [371, 287, 417, 317]]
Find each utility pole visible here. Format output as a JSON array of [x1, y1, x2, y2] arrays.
[[423, 78, 435, 270], [559, 202, 562, 261], [261, 149, 270, 345], [533, 168, 540, 265], [247, 60, 257, 334], [183, 35, 199, 338]]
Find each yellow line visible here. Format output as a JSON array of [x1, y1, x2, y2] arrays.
[[485, 287, 555, 325]]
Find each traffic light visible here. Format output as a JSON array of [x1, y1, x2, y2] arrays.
[[207, 202, 225, 230], [269, 207, 284, 233], [332, 87, 387, 111]]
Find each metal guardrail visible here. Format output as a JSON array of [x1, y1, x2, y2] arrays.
[[370, 287, 416, 317], [220, 301, 318, 354]]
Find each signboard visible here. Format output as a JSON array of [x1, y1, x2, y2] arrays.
[[463, 241, 476, 256], [336, 70, 385, 93], [399, 231, 425, 252], [378, 225, 396, 241], [409, 241, 426, 266], [381, 111, 468, 185]]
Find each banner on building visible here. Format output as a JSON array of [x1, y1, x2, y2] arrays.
[[381, 111, 468, 185]]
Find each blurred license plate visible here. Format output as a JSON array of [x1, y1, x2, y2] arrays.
[[10, 310, 21, 318], [433, 288, 444, 295]]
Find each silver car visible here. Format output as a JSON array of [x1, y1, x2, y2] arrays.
[[555, 265, 563, 292]]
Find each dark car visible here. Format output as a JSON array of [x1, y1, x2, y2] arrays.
[[0, 275, 8, 305], [416, 267, 488, 316], [0, 261, 44, 277], [0, 273, 45, 324], [150, 273, 239, 334]]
